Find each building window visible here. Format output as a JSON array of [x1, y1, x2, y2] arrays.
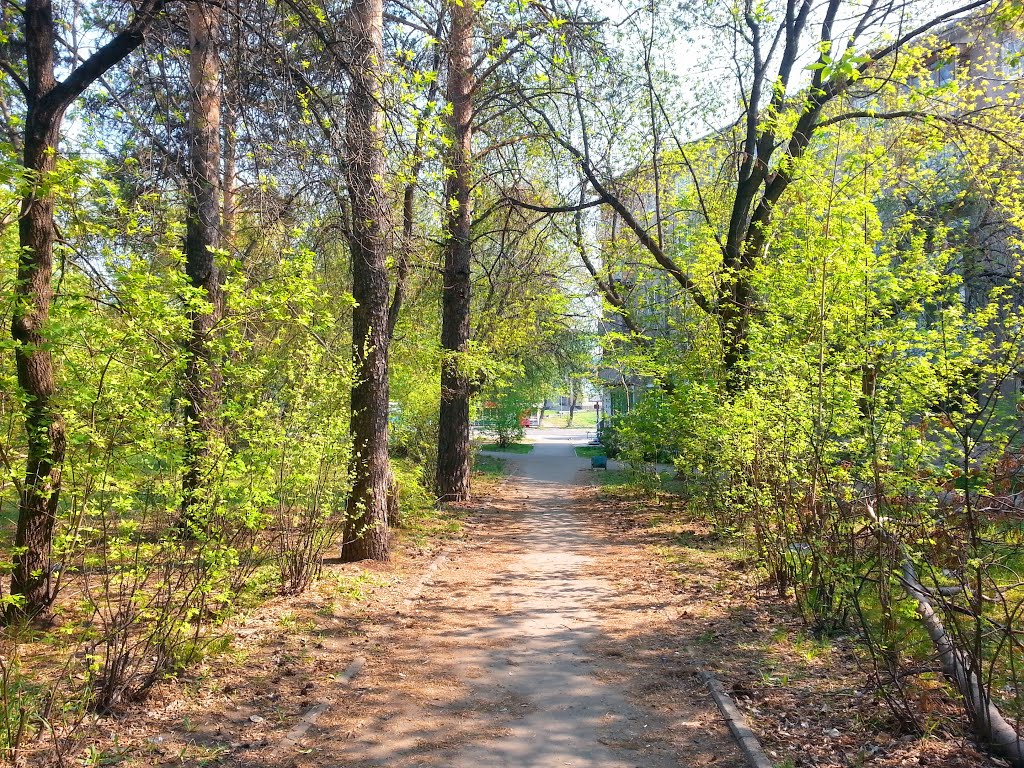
[[934, 60, 956, 87]]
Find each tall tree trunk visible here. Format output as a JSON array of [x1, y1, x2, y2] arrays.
[[718, 274, 752, 393], [11, 101, 65, 617], [342, 0, 391, 562], [8, 0, 165, 619], [435, 0, 475, 503], [181, 0, 224, 530]]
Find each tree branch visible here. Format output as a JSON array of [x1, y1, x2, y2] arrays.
[[44, 0, 167, 118], [505, 195, 604, 214], [0, 60, 29, 98]]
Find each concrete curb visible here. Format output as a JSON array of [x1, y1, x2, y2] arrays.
[[272, 656, 365, 757], [403, 552, 449, 607], [696, 664, 774, 768]]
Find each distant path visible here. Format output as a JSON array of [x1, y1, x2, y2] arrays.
[[309, 428, 740, 768], [447, 429, 664, 767]]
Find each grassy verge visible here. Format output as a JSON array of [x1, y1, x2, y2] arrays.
[[583, 468, 638, 496], [574, 445, 606, 458], [390, 458, 469, 547], [473, 453, 507, 476], [479, 442, 533, 454], [585, 465, 677, 495], [398, 502, 467, 549], [541, 410, 597, 428]]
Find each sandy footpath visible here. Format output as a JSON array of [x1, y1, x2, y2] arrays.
[[285, 429, 740, 768]]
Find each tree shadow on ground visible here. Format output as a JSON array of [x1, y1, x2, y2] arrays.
[[135, 477, 744, 768]]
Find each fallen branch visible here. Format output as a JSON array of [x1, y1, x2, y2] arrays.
[[864, 500, 1024, 767]]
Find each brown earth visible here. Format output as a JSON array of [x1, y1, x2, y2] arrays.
[[31, 427, 1002, 768], [60, 429, 738, 768]]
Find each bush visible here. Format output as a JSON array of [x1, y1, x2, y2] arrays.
[[480, 388, 533, 447]]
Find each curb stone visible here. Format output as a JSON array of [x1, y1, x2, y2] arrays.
[[694, 661, 775, 768]]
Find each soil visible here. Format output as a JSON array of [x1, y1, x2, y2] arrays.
[[26, 427, 1003, 767], [297, 428, 741, 768], [49, 429, 738, 768], [584, 468, 1008, 768]]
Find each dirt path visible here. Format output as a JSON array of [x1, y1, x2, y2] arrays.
[[286, 429, 741, 768], [44, 428, 1001, 768]]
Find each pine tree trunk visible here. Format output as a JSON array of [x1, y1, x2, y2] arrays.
[[8, 0, 164, 617], [181, 0, 224, 529], [436, 0, 475, 503], [10, 104, 65, 616], [341, 0, 391, 562]]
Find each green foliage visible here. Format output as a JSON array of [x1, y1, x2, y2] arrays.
[[594, 37, 1024, 729], [0, 652, 53, 763], [390, 319, 442, 477], [0, 146, 360, 717], [391, 457, 467, 546], [479, 392, 530, 447], [472, 454, 507, 477], [3, 0, 1021, 757]]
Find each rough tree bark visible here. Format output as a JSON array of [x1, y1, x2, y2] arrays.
[[435, 0, 475, 503], [342, 0, 392, 561], [7, 0, 166, 619], [181, 0, 225, 530]]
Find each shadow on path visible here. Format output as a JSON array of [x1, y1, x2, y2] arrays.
[[249, 429, 744, 768]]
